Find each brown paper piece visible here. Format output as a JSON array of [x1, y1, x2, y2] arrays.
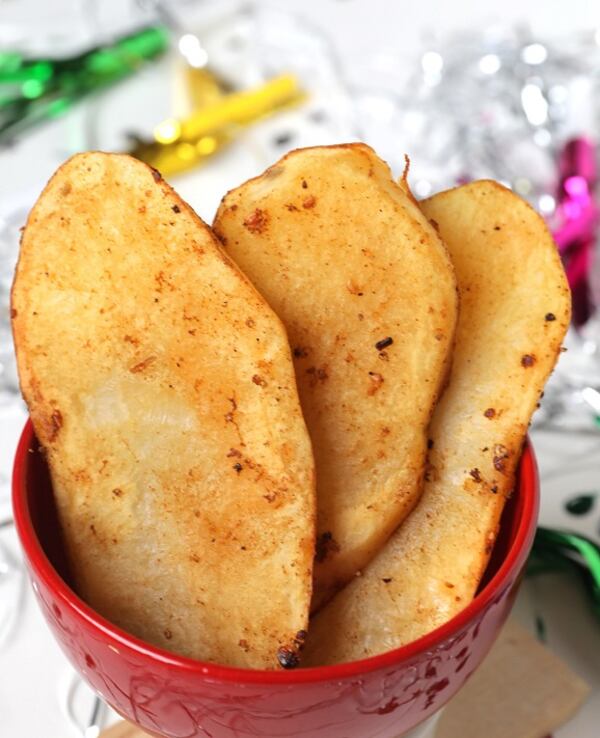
[[100, 723, 141, 738], [435, 620, 590, 738], [99, 620, 590, 738]]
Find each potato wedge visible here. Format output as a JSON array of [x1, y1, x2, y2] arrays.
[[303, 180, 570, 665], [213, 144, 458, 608], [12, 152, 315, 669]]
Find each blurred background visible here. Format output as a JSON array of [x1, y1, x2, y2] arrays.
[[1, 1, 600, 736]]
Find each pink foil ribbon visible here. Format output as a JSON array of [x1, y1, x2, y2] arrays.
[[553, 137, 599, 327]]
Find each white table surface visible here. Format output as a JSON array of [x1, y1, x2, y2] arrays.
[[1, 2, 600, 736]]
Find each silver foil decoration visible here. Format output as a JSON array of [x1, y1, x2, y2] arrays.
[[352, 26, 600, 430]]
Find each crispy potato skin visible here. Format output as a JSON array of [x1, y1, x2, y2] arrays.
[[214, 144, 458, 609], [303, 180, 571, 665], [11, 152, 316, 669]]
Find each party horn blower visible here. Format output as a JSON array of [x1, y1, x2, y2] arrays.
[[553, 137, 599, 327], [129, 74, 304, 177]]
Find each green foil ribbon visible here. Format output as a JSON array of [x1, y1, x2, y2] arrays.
[[0, 26, 168, 142], [528, 526, 600, 623]]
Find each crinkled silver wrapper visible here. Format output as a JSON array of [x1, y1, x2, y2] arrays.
[[352, 26, 600, 431]]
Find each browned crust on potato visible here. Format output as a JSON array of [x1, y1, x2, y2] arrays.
[[303, 179, 570, 665], [12, 152, 316, 669], [213, 143, 458, 610]]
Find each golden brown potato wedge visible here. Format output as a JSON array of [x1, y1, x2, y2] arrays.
[[12, 152, 315, 669], [213, 143, 458, 609], [303, 180, 570, 665]]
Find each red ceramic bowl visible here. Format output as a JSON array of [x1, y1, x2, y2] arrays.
[[13, 419, 539, 738]]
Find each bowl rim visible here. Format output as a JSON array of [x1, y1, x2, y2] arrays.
[[12, 418, 539, 685]]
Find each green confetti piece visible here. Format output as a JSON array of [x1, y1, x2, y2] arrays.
[[565, 493, 597, 516], [534, 614, 547, 642]]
